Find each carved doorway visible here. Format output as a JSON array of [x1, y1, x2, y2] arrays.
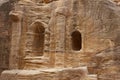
[[32, 22, 45, 56], [71, 31, 82, 51]]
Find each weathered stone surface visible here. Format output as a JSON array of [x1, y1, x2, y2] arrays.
[[0, 0, 15, 73], [0, 67, 90, 80], [89, 46, 120, 80], [0, 0, 120, 80]]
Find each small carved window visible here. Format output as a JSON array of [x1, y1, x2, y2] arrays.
[[33, 23, 45, 56], [71, 31, 82, 51]]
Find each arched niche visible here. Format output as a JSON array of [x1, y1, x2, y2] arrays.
[[71, 31, 82, 51], [32, 22, 45, 56]]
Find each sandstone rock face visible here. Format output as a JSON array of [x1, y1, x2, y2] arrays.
[[0, 67, 91, 80], [0, 0, 120, 80], [89, 46, 120, 80], [0, 0, 15, 73]]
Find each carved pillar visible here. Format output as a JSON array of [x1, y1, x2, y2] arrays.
[[54, 5, 70, 67], [9, 11, 23, 69], [49, 11, 57, 67], [55, 15, 66, 68]]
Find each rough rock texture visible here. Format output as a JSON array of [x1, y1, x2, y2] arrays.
[[0, 0, 16, 73], [8, 0, 120, 69], [89, 46, 120, 80], [0, 67, 96, 80], [0, 0, 120, 80]]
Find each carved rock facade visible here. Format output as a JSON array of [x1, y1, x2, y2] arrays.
[[0, 0, 120, 80]]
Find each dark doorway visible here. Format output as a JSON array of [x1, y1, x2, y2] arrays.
[[33, 23, 45, 56], [71, 31, 82, 51]]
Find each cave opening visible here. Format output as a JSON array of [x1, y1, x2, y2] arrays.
[[71, 31, 82, 51], [33, 23, 45, 56]]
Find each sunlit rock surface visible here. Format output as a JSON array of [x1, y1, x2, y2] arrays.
[[0, 0, 120, 80]]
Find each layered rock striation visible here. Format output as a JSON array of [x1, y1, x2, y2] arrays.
[[0, 0, 120, 80]]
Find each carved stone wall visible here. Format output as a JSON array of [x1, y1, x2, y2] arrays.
[[0, 0, 16, 73], [7, 0, 120, 69], [0, 0, 120, 80]]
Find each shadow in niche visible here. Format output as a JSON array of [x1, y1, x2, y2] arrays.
[[71, 31, 82, 51], [0, 69, 5, 75], [0, 69, 2, 74], [32, 23, 45, 56]]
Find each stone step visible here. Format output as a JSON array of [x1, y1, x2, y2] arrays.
[[24, 56, 49, 61], [0, 67, 90, 80], [87, 75, 98, 80], [24, 56, 50, 69]]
